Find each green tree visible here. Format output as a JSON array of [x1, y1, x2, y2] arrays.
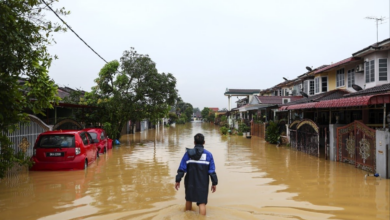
[[0, 0, 68, 178], [87, 48, 177, 139], [201, 107, 211, 120], [183, 104, 193, 122]]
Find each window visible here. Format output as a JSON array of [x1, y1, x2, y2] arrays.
[[279, 89, 282, 96], [321, 76, 327, 92], [274, 91, 278, 96], [314, 77, 320, 93], [336, 69, 345, 87], [101, 131, 105, 140], [80, 132, 89, 145], [347, 69, 355, 87], [365, 60, 375, 83], [379, 59, 387, 81], [88, 132, 98, 139], [38, 135, 75, 148], [86, 132, 94, 143], [309, 80, 314, 95]]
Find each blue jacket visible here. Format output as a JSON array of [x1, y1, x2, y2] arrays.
[[176, 145, 218, 204]]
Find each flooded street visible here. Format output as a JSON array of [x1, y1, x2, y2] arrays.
[[0, 122, 389, 220]]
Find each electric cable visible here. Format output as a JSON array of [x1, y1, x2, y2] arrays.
[[41, 0, 108, 63]]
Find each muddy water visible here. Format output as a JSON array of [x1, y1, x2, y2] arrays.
[[0, 122, 389, 220]]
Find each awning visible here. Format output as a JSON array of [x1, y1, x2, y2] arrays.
[[315, 96, 372, 108], [279, 93, 390, 110], [283, 102, 316, 110]]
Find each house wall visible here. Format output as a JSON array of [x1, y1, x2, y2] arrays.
[[327, 70, 337, 91]]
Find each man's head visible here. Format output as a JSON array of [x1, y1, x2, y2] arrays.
[[194, 133, 205, 145]]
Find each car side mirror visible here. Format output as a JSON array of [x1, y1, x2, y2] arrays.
[[93, 139, 99, 143]]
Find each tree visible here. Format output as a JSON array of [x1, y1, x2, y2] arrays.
[[201, 108, 211, 120], [183, 104, 193, 122], [0, 0, 68, 178], [87, 48, 178, 139]]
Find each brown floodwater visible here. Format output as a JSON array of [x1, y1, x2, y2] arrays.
[[0, 122, 389, 220]]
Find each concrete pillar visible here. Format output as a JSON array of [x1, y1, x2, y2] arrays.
[[228, 95, 231, 111], [376, 129, 389, 178]]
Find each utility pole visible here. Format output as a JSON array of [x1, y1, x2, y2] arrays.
[[366, 16, 386, 44]]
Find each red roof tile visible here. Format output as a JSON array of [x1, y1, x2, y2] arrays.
[[313, 57, 360, 74], [279, 93, 390, 110]]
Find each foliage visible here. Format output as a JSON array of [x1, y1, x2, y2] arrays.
[[164, 123, 170, 128], [201, 107, 217, 122], [237, 131, 243, 136], [220, 126, 228, 135], [238, 122, 249, 133], [176, 114, 187, 124], [266, 121, 280, 144], [168, 112, 178, 123], [0, 0, 68, 178], [201, 108, 210, 121], [184, 106, 193, 122], [86, 48, 178, 139]]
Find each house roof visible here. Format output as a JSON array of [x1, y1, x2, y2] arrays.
[[345, 83, 390, 97], [281, 93, 390, 110], [281, 89, 350, 106], [224, 88, 261, 95], [352, 38, 390, 57], [313, 57, 361, 75], [208, 107, 219, 112], [256, 96, 302, 104]]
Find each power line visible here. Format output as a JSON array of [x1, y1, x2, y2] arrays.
[[41, 0, 108, 63]]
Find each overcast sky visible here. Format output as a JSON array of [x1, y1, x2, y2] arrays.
[[47, 0, 390, 110]]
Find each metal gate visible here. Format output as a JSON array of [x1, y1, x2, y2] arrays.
[[337, 120, 376, 172], [289, 120, 300, 149], [296, 119, 320, 157], [53, 118, 83, 130], [2, 115, 51, 157]]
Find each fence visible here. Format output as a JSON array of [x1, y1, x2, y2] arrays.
[[1, 115, 51, 180], [251, 122, 266, 139]]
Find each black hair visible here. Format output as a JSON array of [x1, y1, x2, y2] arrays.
[[194, 133, 205, 145]]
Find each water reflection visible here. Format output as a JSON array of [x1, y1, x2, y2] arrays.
[[0, 122, 388, 219]]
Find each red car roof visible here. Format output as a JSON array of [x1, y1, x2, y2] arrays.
[[41, 130, 81, 135], [83, 128, 104, 133]]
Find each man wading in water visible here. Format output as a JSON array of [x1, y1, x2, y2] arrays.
[[175, 133, 218, 216]]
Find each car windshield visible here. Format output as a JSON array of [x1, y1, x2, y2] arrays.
[[88, 132, 98, 140], [38, 135, 75, 148]]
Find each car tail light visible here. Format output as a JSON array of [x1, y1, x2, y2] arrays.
[[75, 147, 81, 155], [33, 149, 36, 156]]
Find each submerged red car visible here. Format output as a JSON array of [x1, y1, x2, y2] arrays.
[[31, 130, 99, 171], [83, 128, 112, 155]]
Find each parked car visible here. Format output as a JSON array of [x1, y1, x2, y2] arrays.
[[83, 128, 112, 155], [30, 130, 99, 171]]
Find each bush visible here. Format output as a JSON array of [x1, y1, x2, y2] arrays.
[[220, 127, 228, 135], [238, 131, 243, 136], [176, 118, 186, 124], [265, 121, 280, 144]]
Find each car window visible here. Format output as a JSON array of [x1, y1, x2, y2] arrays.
[[38, 135, 75, 148], [80, 132, 89, 145], [100, 131, 105, 140], [86, 132, 94, 144], [88, 132, 98, 140]]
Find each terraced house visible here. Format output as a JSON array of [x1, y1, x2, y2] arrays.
[[225, 38, 390, 179]]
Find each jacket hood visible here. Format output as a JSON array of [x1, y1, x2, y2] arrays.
[[186, 145, 204, 160]]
